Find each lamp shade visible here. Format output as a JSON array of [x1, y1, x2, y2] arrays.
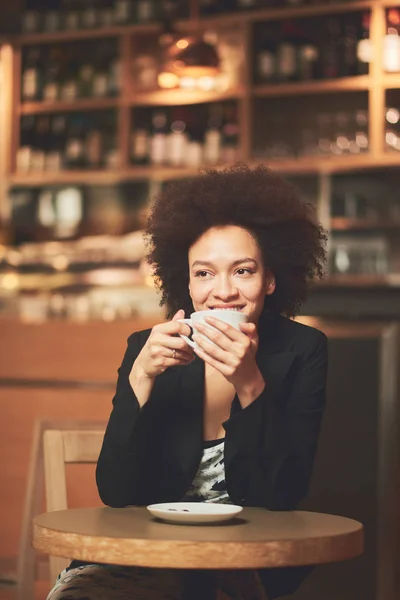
[[159, 36, 220, 84]]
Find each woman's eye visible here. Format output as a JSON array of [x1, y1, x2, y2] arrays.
[[195, 271, 210, 278], [236, 268, 254, 275]]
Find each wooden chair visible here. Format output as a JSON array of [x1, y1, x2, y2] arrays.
[[18, 419, 267, 600], [16, 419, 106, 600]]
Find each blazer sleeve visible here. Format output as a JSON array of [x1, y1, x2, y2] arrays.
[[96, 331, 167, 507], [223, 330, 328, 510]]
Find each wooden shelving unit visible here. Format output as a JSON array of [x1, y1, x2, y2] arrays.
[[2, 0, 400, 289], [4, 0, 399, 185]]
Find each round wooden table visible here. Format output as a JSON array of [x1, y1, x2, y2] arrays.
[[33, 507, 363, 599]]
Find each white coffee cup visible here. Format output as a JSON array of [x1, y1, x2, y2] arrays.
[[178, 309, 248, 349]]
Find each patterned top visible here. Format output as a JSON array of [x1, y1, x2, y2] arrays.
[[182, 438, 231, 504]]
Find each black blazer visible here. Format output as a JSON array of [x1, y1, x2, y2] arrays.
[[96, 311, 328, 599]]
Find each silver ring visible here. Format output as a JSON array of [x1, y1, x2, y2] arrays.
[[172, 349, 176, 359]]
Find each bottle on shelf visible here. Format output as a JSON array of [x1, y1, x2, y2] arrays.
[[42, 47, 62, 102], [64, 114, 87, 169], [62, 0, 81, 31], [107, 43, 121, 97], [47, 115, 67, 171], [21, 47, 42, 102], [256, 24, 278, 83], [114, 0, 133, 24], [296, 20, 318, 81], [204, 103, 223, 165], [383, 9, 400, 73], [131, 117, 150, 165], [166, 108, 189, 167], [22, 1, 42, 33], [17, 116, 35, 172], [60, 48, 79, 101], [357, 12, 372, 76], [78, 51, 96, 98], [32, 116, 51, 171], [92, 45, 110, 98], [339, 15, 358, 78], [43, 0, 61, 32], [134, 0, 157, 23], [81, 0, 99, 29], [276, 21, 298, 82], [319, 16, 341, 79], [221, 103, 239, 163], [103, 112, 120, 168], [150, 109, 168, 165], [98, 0, 115, 28], [85, 114, 104, 168]]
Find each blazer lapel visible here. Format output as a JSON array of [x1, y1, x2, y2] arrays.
[[166, 356, 204, 481]]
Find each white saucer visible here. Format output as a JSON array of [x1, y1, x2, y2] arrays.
[[147, 502, 243, 525]]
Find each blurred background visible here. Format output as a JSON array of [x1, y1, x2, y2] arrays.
[[0, 1, 400, 600]]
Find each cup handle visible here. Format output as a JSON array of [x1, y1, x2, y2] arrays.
[[177, 318, 195, 348]]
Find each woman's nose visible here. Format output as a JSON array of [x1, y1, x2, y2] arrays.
[[213, 277, 238, 299]]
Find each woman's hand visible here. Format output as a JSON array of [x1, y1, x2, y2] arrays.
[[133, 309, 194, 380], [192, 316, 265, 407]]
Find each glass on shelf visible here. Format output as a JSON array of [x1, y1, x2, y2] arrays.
[[330, 236, 389, 277], [385, 106, 400, 152]]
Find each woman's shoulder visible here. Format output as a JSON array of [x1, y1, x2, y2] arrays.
[[260, 312, 327, 356]]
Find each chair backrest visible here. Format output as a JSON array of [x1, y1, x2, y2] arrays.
[[43, 426, 106, 582]]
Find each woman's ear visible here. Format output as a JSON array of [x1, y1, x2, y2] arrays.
[[265, 274, 276, 296]]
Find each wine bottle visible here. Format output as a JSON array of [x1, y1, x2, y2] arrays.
[[221, 103, 239, 163], [42, 47, 62, 102], [131, 113, 150, 165], [65, 115, 87, 169], [150, 109, 168, 165], [318, 17, 341, 79], [17, 116, 35, 172], [135, 0, 156, 23], [297, 20, 318, 81], [81, 0, 98, 29], [383, 9, 400, 73], [276, 21, 298, 82], [46, 115, 66, 171], [166, 108, 189, 167], [357, 12, 372, 75], [21, 47, 42, 102], [256, 24, 277, 83], [114, 0, 133, 24], [340, 15, 358, 77], [204, 103, 222, 164], [85, 115, 103, 168]]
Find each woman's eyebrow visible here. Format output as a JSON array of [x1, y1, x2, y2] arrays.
[[191, 258, 258, 268]]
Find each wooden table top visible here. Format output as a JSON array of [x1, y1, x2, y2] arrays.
[[33, 507, 364, 569]]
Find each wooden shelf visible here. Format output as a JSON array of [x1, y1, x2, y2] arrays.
[[253, 76, 371, 98], [9, 170, 125, 186], [19, 97, 119, 115], [382, 74, 400, 90], [8, 153, 400, 187], [198, 1, 375, 28], [132, 87, 244, 107], [15, 1, 379, 47], [252, 153, 400, 174], [331, 217, 400, 230], [17, 23, 159, 46]]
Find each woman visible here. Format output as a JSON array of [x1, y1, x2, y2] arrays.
[[48, 164, 328, 600]]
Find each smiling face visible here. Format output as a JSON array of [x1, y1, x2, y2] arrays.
[[188, 225, 275, 324]]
